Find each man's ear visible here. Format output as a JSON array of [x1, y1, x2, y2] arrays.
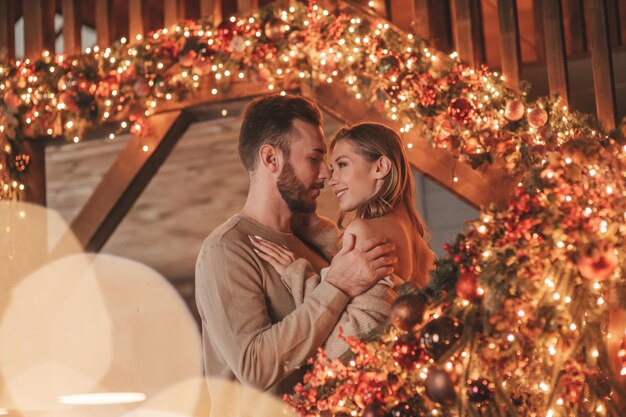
[[373, 156, 392, 179], [259, 144, 283, 174]]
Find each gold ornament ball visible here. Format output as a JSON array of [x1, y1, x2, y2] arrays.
[[504, 100, 525, 121], [264, 18, 290, 42], [527, 107, 548, 128]]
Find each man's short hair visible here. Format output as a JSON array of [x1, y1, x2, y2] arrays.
[[238, 94, 323, 172]]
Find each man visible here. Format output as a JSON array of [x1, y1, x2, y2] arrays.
[[195, 94, 397, 395]]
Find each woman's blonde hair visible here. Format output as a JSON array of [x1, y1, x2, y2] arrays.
[[331, 122, 430, 240]]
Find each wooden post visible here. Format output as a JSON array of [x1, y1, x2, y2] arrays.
[[585, 0, 617, 131], [164, 0, 179, 27], [452, 0, 484, 66], [497, 0, 521, 90], [0, 0, 15, 61], [389, 0, 416, 33], [532, 0, 546, 62], [542, 0, 569, 104], [22, 0, 55, 60], [95, 0, 113, 48], [62, 0, 82, 55], [199, 0, 222, 25], [21, 141, 46, 206], [605, 0, 622, 46], [69, 111, 193, 252], [236, 0, 258, 13], [565, 0, 586, 54], [129, 0, 145, 41]]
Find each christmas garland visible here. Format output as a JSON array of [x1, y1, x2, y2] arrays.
[[0, 1, 625, 415]]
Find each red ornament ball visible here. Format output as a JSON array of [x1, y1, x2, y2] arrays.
[[133, 78, 151, 98], [392, 337, 425, 369], [425, 368, 457, 404], [448, 98, 475, 124], [467, 378, 494, 406], [420, 317, 463, 360], [390, 293, 426, 331], [264, 18, 290, 42], [377, 55, 402, 78], [455, 270, 479, 301], [217, 19, 238, 42], [577, 247, 617, 281], [387, 402, 419, 417], [528, 107, 548, 128], [504, 99, 525, 121]]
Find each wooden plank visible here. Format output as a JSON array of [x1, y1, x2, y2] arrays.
[[164, 0, 179, 27], [21, 140, 46, 205], [22, 0, 55, 60], [199, 0, 222, 24], [129, 0, 144, 41], [532, 0, 546, 62], [95, 0, 113, 48], [301, 82, 517, 210], [62, 0, 82, 55], [606, 0, 622, 46], [70, 111, 193, 252], [542, 0, 569, 104], [452, 0, 483, 66], [389, 0, 416, 34], [585, 0, 617, 131], [0, 0, 16, 61], [236, 0, 258, 13], [565, 0, 586, 54], [497, 0, 521, 90]]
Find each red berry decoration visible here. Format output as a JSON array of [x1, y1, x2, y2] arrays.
[[387, 402, 419, 417], [133, 78, 151, 97], [467, 378, 494, 406], [455, 270, 479, 301], [420, 317, 463, 360], [390, 293, 426, 331], [425, 368, 457, 404], [448, 98, 474, 124], [392, 337, 425, 369]]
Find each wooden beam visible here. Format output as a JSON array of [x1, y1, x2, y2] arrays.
[[585, 0, 617, 131], [129, 0, 144, 41], [0, 0, 16, 61], [62, 0, 82, 55], [21, 140, 46, 206], [301, 82, 517, 210], [164, 0, 179, 27], [605, 0, 621, 46], [70, 111, 193, 252], [389, 0, 416, 33], [199, 0, 222, 24], [236, 0, 258, 13], [497, 0, 521, 90], [452, 0, 484, 66], [22, 0, 55, 60], [565, 0, 586, 54], [532, 0, 546, 62], [542, 0, 569, 104], [95, 0, 113, 48]]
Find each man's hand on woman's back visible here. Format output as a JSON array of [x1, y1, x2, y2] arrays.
[[325, 233, 397, 298]]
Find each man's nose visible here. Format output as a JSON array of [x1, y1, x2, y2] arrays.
[[319, 161, 331, 181]]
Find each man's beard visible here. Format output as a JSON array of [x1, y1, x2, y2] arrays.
[[277, 160, 319, 213]]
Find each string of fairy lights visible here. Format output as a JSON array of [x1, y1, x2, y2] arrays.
[[0, 1, 625, 416]]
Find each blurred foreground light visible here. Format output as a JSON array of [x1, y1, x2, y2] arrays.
[[59, 392, 146, 405]]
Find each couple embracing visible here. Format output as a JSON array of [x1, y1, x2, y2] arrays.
[[195, 94, 436, 395]]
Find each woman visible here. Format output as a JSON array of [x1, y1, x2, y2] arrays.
[[251, 122, 436, 357]]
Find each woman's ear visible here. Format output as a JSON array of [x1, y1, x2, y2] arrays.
[[259, 144, 283, 174], [373, 156, 392, 179]]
